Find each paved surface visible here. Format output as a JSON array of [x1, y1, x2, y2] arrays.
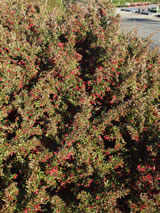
[[116, 8, 160, 49]]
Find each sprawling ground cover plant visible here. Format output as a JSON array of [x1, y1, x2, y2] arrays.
[[0, 0, 160, 212]]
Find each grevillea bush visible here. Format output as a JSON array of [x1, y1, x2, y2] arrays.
[[0, 0, 160, 212]]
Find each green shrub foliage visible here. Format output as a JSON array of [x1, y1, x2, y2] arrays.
[[0, 0, 160, 212]]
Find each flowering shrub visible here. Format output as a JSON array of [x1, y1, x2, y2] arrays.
[[0, 0, 160, 212]]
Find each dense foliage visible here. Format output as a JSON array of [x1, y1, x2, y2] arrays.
[[0, 0, 160, 212]]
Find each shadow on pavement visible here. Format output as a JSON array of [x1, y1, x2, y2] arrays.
[[122, 18, 160, 24]]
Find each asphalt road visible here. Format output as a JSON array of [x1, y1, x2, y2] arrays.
[[116, 8, 160, 49]]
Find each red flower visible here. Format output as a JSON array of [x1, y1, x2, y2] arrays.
[[103, 136, 110, 140], [57, 42, 64, 49], [106, 87, 110, 92], [48, 167, 58, 175], [99, 66, 103, 71], [112, 67, 115, 72], [13, 174, 18, 179]]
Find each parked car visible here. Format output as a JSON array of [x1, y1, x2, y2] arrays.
[[135, 8, 152, 15], [148, 6, 160, 13]]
